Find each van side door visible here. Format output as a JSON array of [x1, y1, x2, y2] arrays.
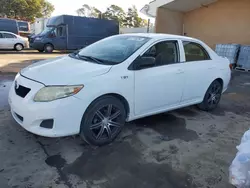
[[50, 26, 67, 50]]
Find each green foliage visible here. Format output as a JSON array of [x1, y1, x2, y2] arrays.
[[76, 4, 101, 18], [76, 4, 148, 28], [103, 5, 126, 26], [0, 0, 54, 22]]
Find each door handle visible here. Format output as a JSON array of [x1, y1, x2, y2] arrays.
[[176, 69, 184, 74], [208, 66, 216, 70]]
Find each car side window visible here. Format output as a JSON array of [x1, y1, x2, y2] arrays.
[[0, 33, 3, 38], [3, 33, 16, 38], [142, 40, 179, 67], [183, 41, 210, 62]]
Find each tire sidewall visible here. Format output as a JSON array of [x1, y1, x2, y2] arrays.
[[44, 44, 53, 53], [80, 96, 126, 146], [199, 80, 223, 111]]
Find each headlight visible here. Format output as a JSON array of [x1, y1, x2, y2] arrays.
[[34, 85, 84, 102], [35, 37, 42, 41]]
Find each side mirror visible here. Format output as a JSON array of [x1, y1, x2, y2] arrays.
[[48, 33, 56, 38], [136, 56, 155, 70]]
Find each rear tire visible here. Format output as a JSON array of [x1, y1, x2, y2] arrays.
[[14, 43, 24, 51], [197, 80, 223, 111], [44, 44, 54, 53], [80, 96, 126, 146]]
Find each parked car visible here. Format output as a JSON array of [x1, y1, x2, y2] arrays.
[[8, 34, 231, 146], [0, 18, 19, 34], [29, 15, 119, 52], [0, 31, 29, 51]]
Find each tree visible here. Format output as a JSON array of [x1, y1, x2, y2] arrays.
[[76, 4, 101, 18], [42, 0, 55, 18], [103, 5, 126, 26], [124, 5, 146, 28], [76, 4, 147, 28], [0, 0, 54, 22]]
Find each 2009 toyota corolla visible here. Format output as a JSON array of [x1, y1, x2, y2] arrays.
[[8, 34, 231, 146]]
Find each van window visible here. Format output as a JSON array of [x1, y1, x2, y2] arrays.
[[56, 27, 65, 37], [17, 21, 29, 32], [3, 33, 16, 38], [0, 33, 3, 38]]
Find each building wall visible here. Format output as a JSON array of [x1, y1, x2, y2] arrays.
[[155, 7, 183, 35], [184, 0, 250, 48], [120, 27, 155, 34]]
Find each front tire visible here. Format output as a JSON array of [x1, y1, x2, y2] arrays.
[[80, 96, 126, 146], [44, 44, 54, 53], [14, 43, 24, 51], [198, 80, 223, 111]]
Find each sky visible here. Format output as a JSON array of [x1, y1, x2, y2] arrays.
[[47, 0, 151, 19]]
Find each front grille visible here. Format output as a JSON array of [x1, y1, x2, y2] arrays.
[[15, 84, 31, 98], [30, 38, 34, 43], [15, 113, 23, 122]]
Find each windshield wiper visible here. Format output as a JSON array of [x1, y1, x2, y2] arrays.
[[78, 55, 104, 64]]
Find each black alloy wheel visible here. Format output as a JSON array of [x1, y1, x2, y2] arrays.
[[198, 80, 223, 111], [80, 96, 126, 146]]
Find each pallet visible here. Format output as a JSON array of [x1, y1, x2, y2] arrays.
[[235, 67, 250, 72]]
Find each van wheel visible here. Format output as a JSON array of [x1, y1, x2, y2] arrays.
[[44, 44, 54, 53], [14, 43, 24, 51], [197, 80, 223, 111], [80, 96, 126, 146]]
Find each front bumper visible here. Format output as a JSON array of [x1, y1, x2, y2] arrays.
[[8, 74, 84, 137], [30, 41, 44, 50]]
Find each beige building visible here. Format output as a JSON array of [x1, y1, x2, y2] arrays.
[[141, 0, 250, 48]]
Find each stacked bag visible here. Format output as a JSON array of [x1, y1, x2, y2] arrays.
[[215, 44, 250, 70], [229, 130, 250, 187], [237, 45, 250, 70], [215, 44, 240, 66]]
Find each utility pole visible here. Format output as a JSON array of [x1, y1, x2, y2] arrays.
[[147, 19, 150, 33]]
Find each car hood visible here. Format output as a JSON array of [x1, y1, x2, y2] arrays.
[[20, 56, 112, 85]]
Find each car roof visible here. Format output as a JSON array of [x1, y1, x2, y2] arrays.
[[121, 33, 199, 42], [0, 31, 16, 35]]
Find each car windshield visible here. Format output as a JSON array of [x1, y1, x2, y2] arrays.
[[77, 35, 150, 65], [39, 27, 55, 36]]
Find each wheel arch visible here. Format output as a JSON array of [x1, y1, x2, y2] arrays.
[[201, 77, 224, 101], [214, 78, 224, 88], [44, 43, 54, 50], [86, 93, 130, 119], [14, 43, 24, 49]]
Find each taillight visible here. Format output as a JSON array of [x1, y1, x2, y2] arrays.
[[229, 64, 233, 70]]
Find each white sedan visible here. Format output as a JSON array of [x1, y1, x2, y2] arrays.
[[0, 31, 29, 51], [8, 34, 231, 145]]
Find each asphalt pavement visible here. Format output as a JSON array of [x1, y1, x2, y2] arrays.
[[0, 52, 250, 187]]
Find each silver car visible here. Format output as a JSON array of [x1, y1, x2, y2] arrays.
[[0, 31, 29, 51]]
